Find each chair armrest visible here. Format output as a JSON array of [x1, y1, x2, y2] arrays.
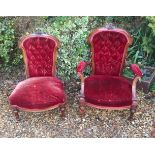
[[76, 61, 91, 97], [76, 61, 91, 82], [130, 64, 143, 78], [130, 64, 143, 107]]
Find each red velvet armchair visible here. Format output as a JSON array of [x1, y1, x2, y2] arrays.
[[76, 27, 143, 119], [9, 33, 66, 120]]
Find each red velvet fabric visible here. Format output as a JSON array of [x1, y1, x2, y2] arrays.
[[22, 36, 57, 77], [130, 64, 143, 77], [76, 61, 88, 73], [9, 77, 65, 110], [84, 75, 132, 107], [91, 31, 128, 76]]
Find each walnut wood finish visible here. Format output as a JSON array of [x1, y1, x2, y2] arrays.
[[19, 34, 60, 78], [77, 28, 141, 119], [9, 34, 66, 121], [88, 28, 133, 75]]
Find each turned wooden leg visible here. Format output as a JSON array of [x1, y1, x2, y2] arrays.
[[60, 104, 66, 118], [12, 108, 20, 121], [128, 104, 137, 120], [78, 96, 85, 118], [79, 104, 85, 118]]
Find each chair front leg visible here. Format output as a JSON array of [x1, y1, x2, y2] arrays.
[[129, 101, 137, 120], [79, 103, 85, 118], [129, 76, 141, 120], [78, 79, 86, 117]]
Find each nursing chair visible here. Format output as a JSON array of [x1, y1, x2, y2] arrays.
[[9, 33, 66, 120]]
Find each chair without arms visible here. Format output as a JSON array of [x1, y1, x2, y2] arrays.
[[76, 27, 143, 119], [8, 34, 66, 121]]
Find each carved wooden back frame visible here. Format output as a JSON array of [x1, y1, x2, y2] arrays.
[[88, 28, 133, 76], [19, 34, 60, 78]]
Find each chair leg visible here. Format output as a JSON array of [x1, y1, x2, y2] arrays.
[[60, 104, 66, 118], [12, 108, 20, 121], [128, 105, 137, 120], [78, 104, 85, 118]]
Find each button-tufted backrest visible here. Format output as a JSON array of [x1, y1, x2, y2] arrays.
[[88, 28, 133, 76], [19, 34, 59, 78]]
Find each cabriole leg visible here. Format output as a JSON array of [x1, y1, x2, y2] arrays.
[[12, 108, 20, 121]]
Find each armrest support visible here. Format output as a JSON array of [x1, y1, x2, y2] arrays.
[[76, 61, 91, 97], [130, 64, 143, 107], [132, 76, 141, 102]]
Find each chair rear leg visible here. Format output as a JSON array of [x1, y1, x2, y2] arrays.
[[60, 104, 66, 118], [12, 108, 20, 121]]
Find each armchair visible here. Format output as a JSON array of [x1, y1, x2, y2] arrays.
[[76, 27, 143, 119], [8, 33, 66, 121]]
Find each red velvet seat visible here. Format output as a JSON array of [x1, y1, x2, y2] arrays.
[[76, 26, 143, 118], [8, 33, 66, 120], [9, 77, 65, 110], [84, 75, 132, 107]]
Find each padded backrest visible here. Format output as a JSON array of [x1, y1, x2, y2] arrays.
[[89, 28, 132, 76], [19, 34, 59, 77]]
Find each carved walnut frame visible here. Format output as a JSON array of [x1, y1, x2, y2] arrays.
[[9, 34, 66, 120], [19, 34, 60, 78], [77, 28, 141, 118]]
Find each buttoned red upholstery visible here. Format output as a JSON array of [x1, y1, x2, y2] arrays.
[[9, 77, 65, 110], [21, 35, 59, 77], [84, 75, 132, 107], [76, 61, 88, 73], [89, 29, 132, 76], [130, 64, 143, 77], [9, 34, 65, 111], [77, 28, 142, 109]]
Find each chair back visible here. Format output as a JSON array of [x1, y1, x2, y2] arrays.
[[88, 28, 133, 76], [19, 34, 59, 77]]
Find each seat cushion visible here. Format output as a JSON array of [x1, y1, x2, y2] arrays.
[[84, 75, 132, 107], [9, 77, 65, 110]]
